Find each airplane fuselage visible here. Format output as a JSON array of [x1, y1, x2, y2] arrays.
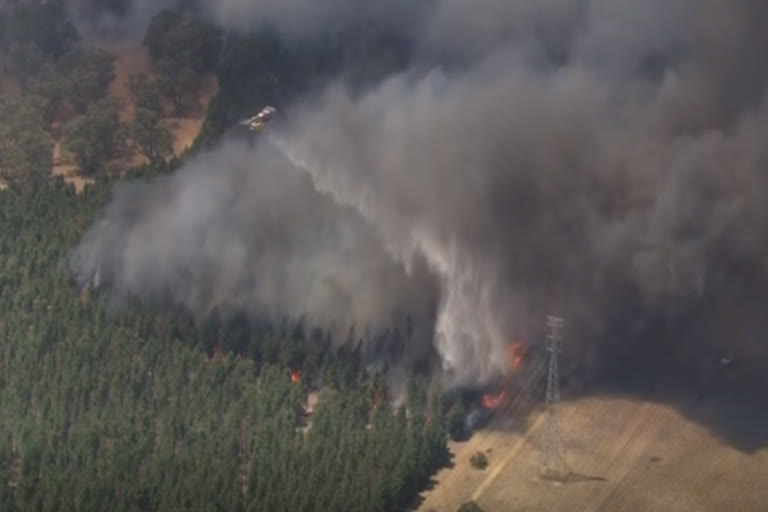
[[243, 106, 277, 131]]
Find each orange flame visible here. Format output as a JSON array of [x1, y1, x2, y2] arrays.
[[507, 341, 528, 370], [291, 369, 302, 384], [80, 285, 88, 305], [482, 390, 506, 409]]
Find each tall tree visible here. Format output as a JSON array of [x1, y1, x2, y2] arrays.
[[144, 9, 222, 73], [61, 98, 123, 175], [3, 0, 78, 58], [143, 9, 222, 116], [26, 63, 66, 125], [0, 98, 53, 185], [130, 107, 174, 165], [155, 60, 198, 115], [4, 40, 46, 91], [127, 74, 164, 114], [57, 48, 116, 114]]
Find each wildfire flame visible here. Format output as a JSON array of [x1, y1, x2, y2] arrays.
[[479, 341, 529, 411], [507, 341, 527, 370], [482, 390, 506, 409], [291, 369, 302, 384]]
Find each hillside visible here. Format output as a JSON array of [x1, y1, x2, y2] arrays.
[[103, 44, 219, 159], [417, 352, 768, 512], [49, 44, 219, 192], [0, 4, 228, 192], [418, 393, 768, 512]]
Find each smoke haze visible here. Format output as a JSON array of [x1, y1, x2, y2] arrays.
[[71, 0, 768, 387], [70, 140, 439, 351]]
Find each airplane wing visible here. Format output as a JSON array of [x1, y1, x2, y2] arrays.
[[238, 107, 277, 130]]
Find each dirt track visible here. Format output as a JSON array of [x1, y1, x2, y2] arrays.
[[418, 392, 768, 512]]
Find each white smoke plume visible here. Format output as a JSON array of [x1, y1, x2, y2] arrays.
[[70, 0, 768, 387], [70, 139, 439, 356]]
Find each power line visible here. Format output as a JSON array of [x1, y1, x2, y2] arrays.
[[540, 314, 567, 481]]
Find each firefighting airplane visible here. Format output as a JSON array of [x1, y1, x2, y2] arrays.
[[239, 105, 277, 131]]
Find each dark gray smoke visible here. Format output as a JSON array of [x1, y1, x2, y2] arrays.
[[65, 1, 180, 42], [71, 1, 768, 387], [66, 0, 419, 44]]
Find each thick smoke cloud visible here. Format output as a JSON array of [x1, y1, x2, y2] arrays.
[[66, 0, 181, 42], [67, 0, 418, 44], [72, 0, 768, 387], [71, 139, 440, 365], [273, 60, 768, 385]]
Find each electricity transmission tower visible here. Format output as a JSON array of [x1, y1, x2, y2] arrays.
[[540, 314, 568, 481]]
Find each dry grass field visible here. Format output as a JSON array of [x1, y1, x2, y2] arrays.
[[418, 277, 768, 512], [48, 43, 219, 191], [417, 373, 768, 512]]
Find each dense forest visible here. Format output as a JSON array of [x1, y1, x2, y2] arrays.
[[0, 179, 452, 511], [0, 2, 461, 510]]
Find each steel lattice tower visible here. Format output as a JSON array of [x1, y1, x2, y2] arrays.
[[540, 315, 567, 481]]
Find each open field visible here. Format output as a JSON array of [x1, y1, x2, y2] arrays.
[[418, 381, 768, 512]]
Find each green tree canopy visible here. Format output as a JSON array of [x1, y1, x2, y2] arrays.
[[0, 98, 53, 185], [447, 398, 468, 441], [56, 48, 116, 114], [143, 9, 222, 116], [62, 98, 124, 175], [155, 59, 199, 115], [3, 40, 46, 90], [469, 451, 488, 470], [458, 501, 485, 512], [144, 9, 222, 73], [2, 0, 78, 58], [130, 107, 174, 165], [26, 63, 66, 125], [24, 48, 116, 123], [127, 73, 164, 114], [0, 176, 453, 510]]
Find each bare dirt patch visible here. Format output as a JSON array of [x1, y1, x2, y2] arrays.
[[3, 44, 216, 192], [164, 71, 219, 156], [98, 44, 153, 123], [51, 142, 93, 194], [51, 44, 219, 185], [104, 44, 219, 165]]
